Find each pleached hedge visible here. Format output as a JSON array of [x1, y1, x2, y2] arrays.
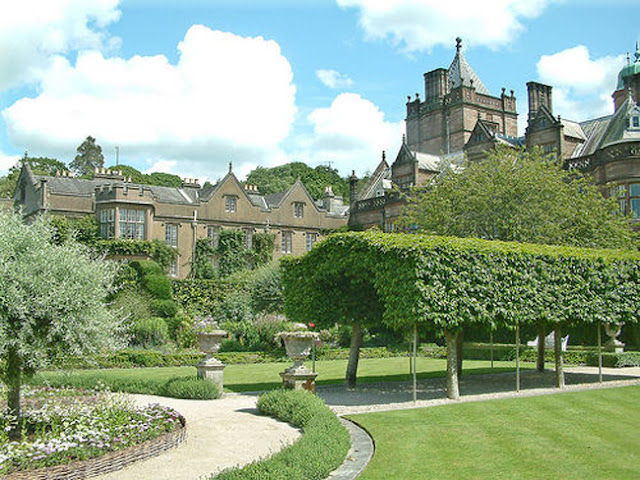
[[282, 232, 640, 396], [283, 231, 640, 333]]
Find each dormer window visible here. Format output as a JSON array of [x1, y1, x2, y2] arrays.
[[294, 202, 304, 219], [632, 116, 640, 129]]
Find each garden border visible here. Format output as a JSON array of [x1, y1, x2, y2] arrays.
[[4, 417, 187, 480]]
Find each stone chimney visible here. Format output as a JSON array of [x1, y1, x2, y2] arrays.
[[527, 81, 553, 127]]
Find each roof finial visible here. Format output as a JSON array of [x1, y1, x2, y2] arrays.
[[228, 161, 233, 173], [382, 150, 386, 161], [456, 37, 462, 53], [635, 41, 640, 62]]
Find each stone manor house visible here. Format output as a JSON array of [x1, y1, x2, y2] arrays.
[[349, 39, 640, 231], [13, 39, 640, 277]]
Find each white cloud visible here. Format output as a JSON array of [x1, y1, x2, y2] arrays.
[[2, 25, 297, 181], [536, 45, 625, 121], [293, 93, 403, 176], [0, 0, 121, 90], [316, 69, 354, 89], [336, 0, 554, 52], [0, 151, 21, 175]]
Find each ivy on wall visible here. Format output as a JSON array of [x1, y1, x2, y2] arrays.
[[191, 229, 276, 279]]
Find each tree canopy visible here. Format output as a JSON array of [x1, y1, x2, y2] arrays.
[[70, 136, 105, 176], [106, 164, 183, 188], [0, 211, 124, 434], [245, 162, 350, 201], [399, 147, 636, 250], [0, 156, 67, 198]]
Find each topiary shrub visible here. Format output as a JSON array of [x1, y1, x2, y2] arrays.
[[152, 299, 179, 318], [161, 377, 220, 399], [143, 274, 172, 299], [129, 259, 163, 278], [130, 317, 169, 347]]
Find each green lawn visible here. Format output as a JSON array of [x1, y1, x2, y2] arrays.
[[350, 385, 640, 480], [34, 357, 524, 393]]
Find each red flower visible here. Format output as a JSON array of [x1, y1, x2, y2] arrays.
[[308, 322, 315, 328]]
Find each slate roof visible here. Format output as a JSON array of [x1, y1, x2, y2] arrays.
[[448, 49, 490, 95], [264, 191, 287, 208], [415, 151, 443, 171]]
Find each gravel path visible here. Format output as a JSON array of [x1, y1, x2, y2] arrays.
[[317, 366, 640, 416], [93, 393, 301, 480]]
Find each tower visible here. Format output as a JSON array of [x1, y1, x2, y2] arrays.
[[405, 37, 518, 156]]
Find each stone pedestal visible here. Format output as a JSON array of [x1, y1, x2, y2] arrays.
[[276, 331, 320, 393], [280, 364, 318, 393], [197, 358, 225, 395], [196, 329, 227, 396]]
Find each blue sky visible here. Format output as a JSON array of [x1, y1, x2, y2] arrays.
[[0, 0, 638, 182]]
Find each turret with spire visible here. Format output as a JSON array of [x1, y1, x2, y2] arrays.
[[613, 41, 640, 112]]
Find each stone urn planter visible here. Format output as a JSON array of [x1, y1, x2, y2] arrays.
[[195, 325, 228, 394], [604, 322, 625, 353], [276, 331, 320, 392]]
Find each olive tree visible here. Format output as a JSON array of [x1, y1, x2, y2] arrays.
[[0, 212, 125, 438]]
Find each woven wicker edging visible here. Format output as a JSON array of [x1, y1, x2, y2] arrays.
[[4, 416, 187, 480]]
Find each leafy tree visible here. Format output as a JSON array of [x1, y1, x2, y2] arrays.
[[70, 136, 104, 177], [0, 212, 124, 438], [399, 145, 637, 373], [245, 162, 350, 201], [0, 156, 67, 198], [105, 164, 183, 188], [399, 146, 636, 250]]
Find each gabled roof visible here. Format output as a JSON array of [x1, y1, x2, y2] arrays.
[[357, 156, 390, 201], [448, 39, 490, 95], [527, 104, 561, 132]]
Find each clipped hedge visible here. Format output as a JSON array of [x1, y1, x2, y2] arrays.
[[283, 231, 640, 334], [214, 389, 350, 480], [54, 349, 204, 370]]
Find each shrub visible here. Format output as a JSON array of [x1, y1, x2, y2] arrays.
[[143, 274, 172, 299], [129, 259, 163, 278], [161, 377, 220, 399], [152, 299, 179, 318], [172, 278, 250, 316], [166, 311, 196, 348], [109, 288, 154, 321], [130, 317, 169, 348], [214, 389, 350, 480], [213, 292, 253, 324], [249, 262, 283, 313]]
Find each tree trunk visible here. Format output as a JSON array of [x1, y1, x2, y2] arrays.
[[346, 323, 363, 389], [554, 323, 565, 389], [445, 329, 460, 400], [537, 320, 546, 372], [455, 329, 464, 377], [6, 346, 22, 441]]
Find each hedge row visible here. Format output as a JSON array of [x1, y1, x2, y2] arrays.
[[213, 389, 350, 480], [282, 232, 640, 333]]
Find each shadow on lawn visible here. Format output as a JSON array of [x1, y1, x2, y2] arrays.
[[224, 366, 521, 393], [315, 369, 639, 407]]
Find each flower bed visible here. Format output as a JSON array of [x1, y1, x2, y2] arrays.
[[0, 386, 185, 477]]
